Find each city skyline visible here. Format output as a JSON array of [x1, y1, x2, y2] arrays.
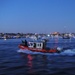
[[0, 0, 75, 33]]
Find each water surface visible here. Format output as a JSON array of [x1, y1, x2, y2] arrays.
[[0, 38, 75, 75]]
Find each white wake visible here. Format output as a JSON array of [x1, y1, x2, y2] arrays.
[[17, 49, 75, 56]]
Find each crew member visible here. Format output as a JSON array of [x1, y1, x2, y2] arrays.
[[22, 39, 28, 47], [24, 40, 28, 47], [42, 39, 47, 49]]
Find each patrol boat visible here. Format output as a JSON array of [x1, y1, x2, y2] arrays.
[[18, 40, 61, 53]]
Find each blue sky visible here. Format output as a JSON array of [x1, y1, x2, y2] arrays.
[[0, 0, 75, 33]]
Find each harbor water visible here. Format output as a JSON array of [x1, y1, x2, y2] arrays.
[[0, 38, 75, 75]]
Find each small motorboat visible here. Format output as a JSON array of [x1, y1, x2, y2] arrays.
[[18, 40, 61, 53]]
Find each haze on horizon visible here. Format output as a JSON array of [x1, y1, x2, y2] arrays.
[[0, 0, 75, 34]]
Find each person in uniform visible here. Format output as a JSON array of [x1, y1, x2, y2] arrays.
[[22, 39, 28, 47], [42, 39, 47, 49]]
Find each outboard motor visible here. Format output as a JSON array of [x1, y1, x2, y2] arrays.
[[57, 47, 63, 52]]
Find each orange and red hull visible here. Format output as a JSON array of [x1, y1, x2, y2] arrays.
[[18, 45, 59, 53]]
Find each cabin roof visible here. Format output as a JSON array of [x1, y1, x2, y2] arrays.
[[28, 41, 43, 43], [28, 40, 44, 42]]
